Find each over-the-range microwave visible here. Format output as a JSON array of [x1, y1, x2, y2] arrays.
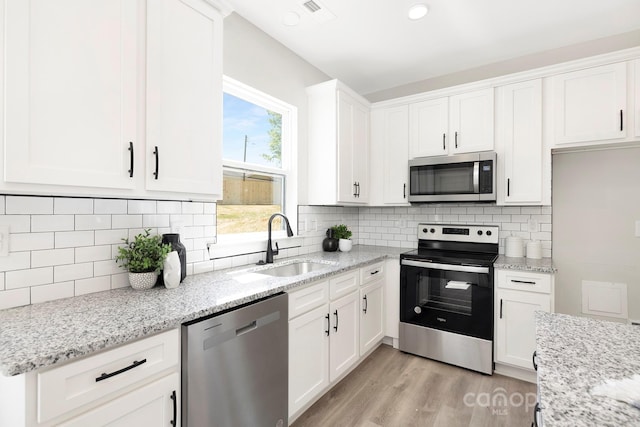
[[408, 151, 496, 203]]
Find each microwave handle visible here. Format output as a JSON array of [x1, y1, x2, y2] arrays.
[[473, 161, 480, 193]]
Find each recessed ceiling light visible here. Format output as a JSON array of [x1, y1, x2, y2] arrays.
[[282, 11, 300, 26], [408, 4, 428, 20]]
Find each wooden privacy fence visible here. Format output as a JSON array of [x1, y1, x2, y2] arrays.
[[221, 173, 283, 205]]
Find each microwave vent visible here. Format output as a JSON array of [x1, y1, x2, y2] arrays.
[[303, 0, 321, 12], [300, 0, 336, 23]]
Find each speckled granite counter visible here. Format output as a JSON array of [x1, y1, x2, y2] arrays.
[[0, 246, 404, 377], [494, 255, 556, 273], [535, 311, 640, 426]]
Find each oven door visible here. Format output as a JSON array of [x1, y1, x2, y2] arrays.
[[400, 259, 493, 340]]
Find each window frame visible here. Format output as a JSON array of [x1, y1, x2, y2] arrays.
[[212, 76, 298, 255]]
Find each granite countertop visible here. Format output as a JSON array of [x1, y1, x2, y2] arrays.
[[535, 311, 640, 426], [494, 255, 556, 273], [0, 246, 403, 377]]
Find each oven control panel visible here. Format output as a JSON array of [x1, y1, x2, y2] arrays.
[[418, 224, 499, 244]]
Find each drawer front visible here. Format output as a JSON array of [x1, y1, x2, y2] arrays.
[[38, 328, 179, 423], [330, 270, 359, 300], [360, 261, 385, 286], [288, 280, 329, 319], [496, 269, 551, 294]]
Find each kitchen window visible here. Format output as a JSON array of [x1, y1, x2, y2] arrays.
[[215, 76, 298, 252]]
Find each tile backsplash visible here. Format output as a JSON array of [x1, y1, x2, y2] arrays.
[[0, 196, 551, 310]]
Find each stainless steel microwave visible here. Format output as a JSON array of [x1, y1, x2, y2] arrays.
[[408, 152, 496, 203]]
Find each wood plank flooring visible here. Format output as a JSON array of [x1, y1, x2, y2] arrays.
[[292, 344, 537, 427]]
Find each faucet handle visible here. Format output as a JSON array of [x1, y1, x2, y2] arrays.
[[273, 242, 279, 256]]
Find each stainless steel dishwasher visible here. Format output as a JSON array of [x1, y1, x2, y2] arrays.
[[182, 292, 288, 427]]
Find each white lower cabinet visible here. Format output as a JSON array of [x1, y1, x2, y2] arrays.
[[288, 265, 386, 421], [0, 329, 180, 427], [494, 269, 554, 375]]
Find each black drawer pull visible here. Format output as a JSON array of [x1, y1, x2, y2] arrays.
[[500, 299, 503, 319], [620, 109, 623, 131], [128, 141, 134, 178], [333, 310, 339, 332], [370, 270, 379, 275], [325, 313, 330, 336], [507, 178, 510, 197], [96, 359, 147, 382], [170, 390, 177, 426], [455, 131, 458, 148], [363, 295, 368, 314], [511, 279, 536, 285], [532, 350, 538, 371], [403, 183, 406, 199], [442, 133, 446, 150]]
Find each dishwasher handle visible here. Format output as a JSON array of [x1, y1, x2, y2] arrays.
[[202, 310, 281, 351]]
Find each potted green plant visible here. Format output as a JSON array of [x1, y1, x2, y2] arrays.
[[331, 224, 353, 252], [115, 229, 172, 290]]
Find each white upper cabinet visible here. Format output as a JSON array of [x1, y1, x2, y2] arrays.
[[551, 62, 627, 146], [496, 79, 549, 205], [409, 98, 449, 157], [369, 105, 409, 205], [307, 80, 370, 205], [448, 88, 495, 154], [409, 88, 494, 158], [146, 0, 223, 197], [4, 0, 138, 190]]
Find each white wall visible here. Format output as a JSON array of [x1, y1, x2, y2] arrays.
[[553, 147, 640, 321]]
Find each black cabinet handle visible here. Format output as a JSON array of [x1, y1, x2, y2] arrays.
[[455, 131, 458, 148], [357, 182, 361, 197], [507, 178, 510, 197], [403, 183, 406, 199], [363, 295, 368, 314], [153, 146, 160, 180], [333, 310, 339, 332], [442, 133, 446, 150], [533, 402, 540, 427], [370, 270, 379, 275], [511, 279, 536, 285], [353, 182, 357, 197], [620, 109, 623, 131], [532, 350, 538, 371], [96, 359, 147, 382], [325, 313, 330, 336], [128, 142, 134, 178], [499, 299, 503, 319], [170, 390, 177, 426]]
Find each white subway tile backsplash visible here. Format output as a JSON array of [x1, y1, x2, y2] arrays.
[[31, 215, 74, 232], [0, 273, 4, 291], [54, 198, 93, 215], [10, 232, 54, 252], [95, 229, 128, 245], [181, 202, 204, 214], [143, 214, 170, 228], [203, 203, 216, 215], [32, 248, 75, 268], [0, 215, 31, 233], [54, 262, 93, 282], [5, 267, 53, 290], [31, 281, 74, 304], [193, 215, 215, 226], [6, 196, 53, 215], [193, 261, 214, 275], [0, 252, 31, 272], [112, 215, 143, 229], [75, 215, 111, 230], [55, 231, 94, 248], [75, 245, 112, 263], [157, 201, 182, 214], [75, 276, 110, 296], [128, 200, 156, 214], [94, 199, 127, 214], [94, 259, 122, 277], [0, 288, 30, 309], [111, 273, 129, 289]]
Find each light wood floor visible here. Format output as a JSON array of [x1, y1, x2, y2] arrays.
[[292, 344, 537, 427]]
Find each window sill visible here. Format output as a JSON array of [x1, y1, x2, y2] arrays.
[[208, 235, 304, 260]]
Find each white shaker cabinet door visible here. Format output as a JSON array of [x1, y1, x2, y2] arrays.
[[635, 59, 640, 138], [329, 290, 359, 382], [146, 0, 223, 197], [409, 97, 449, 158], [449, 88, 495, 154], [359, 280, 384, 356], [4, 0, 138, 189]]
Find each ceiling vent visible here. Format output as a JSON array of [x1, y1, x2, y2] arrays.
[[299, 0, 336, 23]]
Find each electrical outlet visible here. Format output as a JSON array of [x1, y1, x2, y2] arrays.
[[527, 219, 538, 232], [0, 225, 9, 257]]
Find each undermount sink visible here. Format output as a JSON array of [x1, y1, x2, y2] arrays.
[[259, 261, 331, 277]]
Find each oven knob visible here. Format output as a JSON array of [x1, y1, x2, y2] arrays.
[[486, 230, 492, 236], [414, 306, 422, 314], [430, 228, 435, 233], [477, 230, 483, 236], [422, 228, 428, 233]]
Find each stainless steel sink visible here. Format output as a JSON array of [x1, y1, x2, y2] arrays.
[[258, 261, 331, 277]]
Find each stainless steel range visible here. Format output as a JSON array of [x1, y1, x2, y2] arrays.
[[399, 223, 499, 375]]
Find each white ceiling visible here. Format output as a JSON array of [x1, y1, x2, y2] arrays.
[[225, 0, 640, 96]]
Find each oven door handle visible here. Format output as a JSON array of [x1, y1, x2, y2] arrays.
[[401, 259, 489, 274]]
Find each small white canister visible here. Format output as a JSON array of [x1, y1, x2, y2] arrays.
[[526, 240, 542, 259], [505, 236, 524, 258]]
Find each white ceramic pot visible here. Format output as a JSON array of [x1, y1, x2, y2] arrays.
[[163, 251, 181, 289], [338, 239, 352, 252], [128, 271, 159, 290]]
